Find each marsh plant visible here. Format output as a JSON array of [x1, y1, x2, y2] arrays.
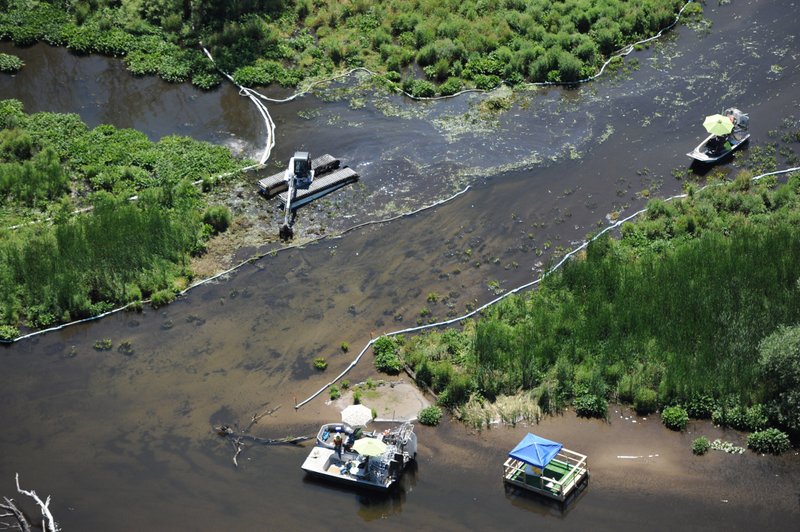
[[329, 385, 341, 401], [418, 406, 443, 426], [455, 393, 541, 430], [692, 436, 710, 455], [661, 406, 688, 431], [397, 172, 800, 436], [747, 428, 791, 455]]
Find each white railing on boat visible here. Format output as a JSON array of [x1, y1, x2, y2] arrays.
[[502, 448, 588, 502]]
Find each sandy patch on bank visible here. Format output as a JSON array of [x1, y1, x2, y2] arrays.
[[331, 378, 431, 422]]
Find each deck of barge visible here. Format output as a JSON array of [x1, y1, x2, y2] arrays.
[[258, 154, 341, 196], [503, 448, 588, 502], [277, 167, 358, 208]]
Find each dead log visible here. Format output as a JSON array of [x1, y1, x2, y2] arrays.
[[1, 474, 58, 532], [1, 496, 32, 532], [214, 404, 310, 467]]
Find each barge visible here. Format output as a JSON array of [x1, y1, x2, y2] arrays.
[[502, 433, 589, 502]]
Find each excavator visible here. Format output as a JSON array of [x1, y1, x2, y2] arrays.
[[258, 152, 359, 240]]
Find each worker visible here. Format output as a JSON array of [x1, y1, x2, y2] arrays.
[[333, 433, 343, 458]]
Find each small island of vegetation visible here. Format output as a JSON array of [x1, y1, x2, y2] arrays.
[[0, 0, 697, 94], [0, 98, 245, 339]]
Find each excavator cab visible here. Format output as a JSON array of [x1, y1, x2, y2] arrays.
[[292, 151, 313, 189]]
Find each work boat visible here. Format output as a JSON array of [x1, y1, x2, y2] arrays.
[[687, 107, 750, 163], [301, 422, 417, 491]]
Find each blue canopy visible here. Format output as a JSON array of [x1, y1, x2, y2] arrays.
[[509, 433, 563, 469]]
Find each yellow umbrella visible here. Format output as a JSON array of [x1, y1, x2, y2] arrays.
[[703, 114, 734, 136], [352, 437, 387, 457]]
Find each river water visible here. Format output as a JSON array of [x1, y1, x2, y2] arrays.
[[1, 2, 799, 530]]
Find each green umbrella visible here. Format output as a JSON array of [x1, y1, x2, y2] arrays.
[[703, 114, 734, 136], [352, 437, 387, 457]]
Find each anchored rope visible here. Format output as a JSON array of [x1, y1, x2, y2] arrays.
[[292, 164, 800, 409]]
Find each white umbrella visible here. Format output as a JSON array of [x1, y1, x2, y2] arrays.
[[341, 404, 373, 427]]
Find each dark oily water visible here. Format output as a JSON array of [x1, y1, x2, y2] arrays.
[[1, 3, 800, 530]]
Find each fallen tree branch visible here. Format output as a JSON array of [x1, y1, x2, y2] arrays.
[[14, 475, 58, 532], [0, 475, 58, 532], [214, 404, 310, 467], [1, 496, 31, 532]]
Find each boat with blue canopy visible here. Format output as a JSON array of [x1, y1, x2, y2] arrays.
[[502, 433, 589, 502]]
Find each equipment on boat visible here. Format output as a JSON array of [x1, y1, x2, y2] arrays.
[[257, 152, 359, 240], [687, 107, 750, 163]]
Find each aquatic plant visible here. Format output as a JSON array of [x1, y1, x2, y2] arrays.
[[747, 428, 791, 455], [661, 406, 688, 431], [0, 52, 24, 73], [692, 436, 710, 456], [709, 439, 745, 455], [93, 339, 113, 351], [418, 406, 443, 426]]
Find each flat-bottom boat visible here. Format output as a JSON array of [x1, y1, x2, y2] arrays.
[[301, 422, 417, 491], [687, 132, 750, 163], [687, 107, 750, 163]]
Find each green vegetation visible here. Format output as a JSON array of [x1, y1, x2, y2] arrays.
[[691, 436, 710, 455], [313, 356, 328, 370], [418, 405, 443, 426], [0, 99, 244, 336], [573, 392, 607, 419], [93, 338, 112, 350], [661, 405, 688, 431], [329, 385, 341, 401], [373, 336, 404, 375], [747, 428, 791, 455], [0, 0, 688, 92], [340, 341, 349, 352], [0, 52, 23, 73], [398, 158, 800, 437]]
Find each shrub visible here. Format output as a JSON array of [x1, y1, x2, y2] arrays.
[[352, 389, 362, 404], [313, 357, 327, 370], [202, 205, 231, 235], [418, 405, 443, 426], [692, 436, 710, 455], [747, 428, 791, 455], [662, 406, 689, 431], [340, 342, 349, 352], [634, 387, 658, 415], [341, 379, 350, 389], [574, 393, 608, 419], [373, 336, 403, 374], [329, 385, 341, 400]]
